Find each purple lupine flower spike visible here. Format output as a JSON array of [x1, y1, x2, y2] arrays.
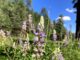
[[34, 32, 38, 36], [40, 32, 46, 37]]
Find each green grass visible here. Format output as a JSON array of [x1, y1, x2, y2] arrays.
[[0, 55, 8, 60], [0, 35, 80, 60]]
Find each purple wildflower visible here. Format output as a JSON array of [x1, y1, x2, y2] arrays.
[[34, 32, 38, 36], [40, 32, 46, 37]]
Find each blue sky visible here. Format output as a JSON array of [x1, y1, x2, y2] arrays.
[[31, 0, 76, 33]]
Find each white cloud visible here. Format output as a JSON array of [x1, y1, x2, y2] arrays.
[[56, 16, 71, 21], [65, 8, 76, 13], [63, 16, 71, 21]]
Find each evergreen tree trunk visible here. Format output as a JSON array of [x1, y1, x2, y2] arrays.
[[75, 0, 80, 39]]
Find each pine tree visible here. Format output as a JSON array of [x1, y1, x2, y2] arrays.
[[55, 15, 66, 40]]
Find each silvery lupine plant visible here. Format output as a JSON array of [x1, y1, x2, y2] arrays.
[[0, 29, 6, 38], [38, 16, 44, 32], [32, 16, 46, 59], [63, 35, 69, 47], [53, 29, 57, 41], [22, 20, 27, 31], [21, 33, 30, 56], [52, 48, 64, 60], [20, 20, 27, 40], [18, 38, 23, 46], [28, 14, 33, 30]]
